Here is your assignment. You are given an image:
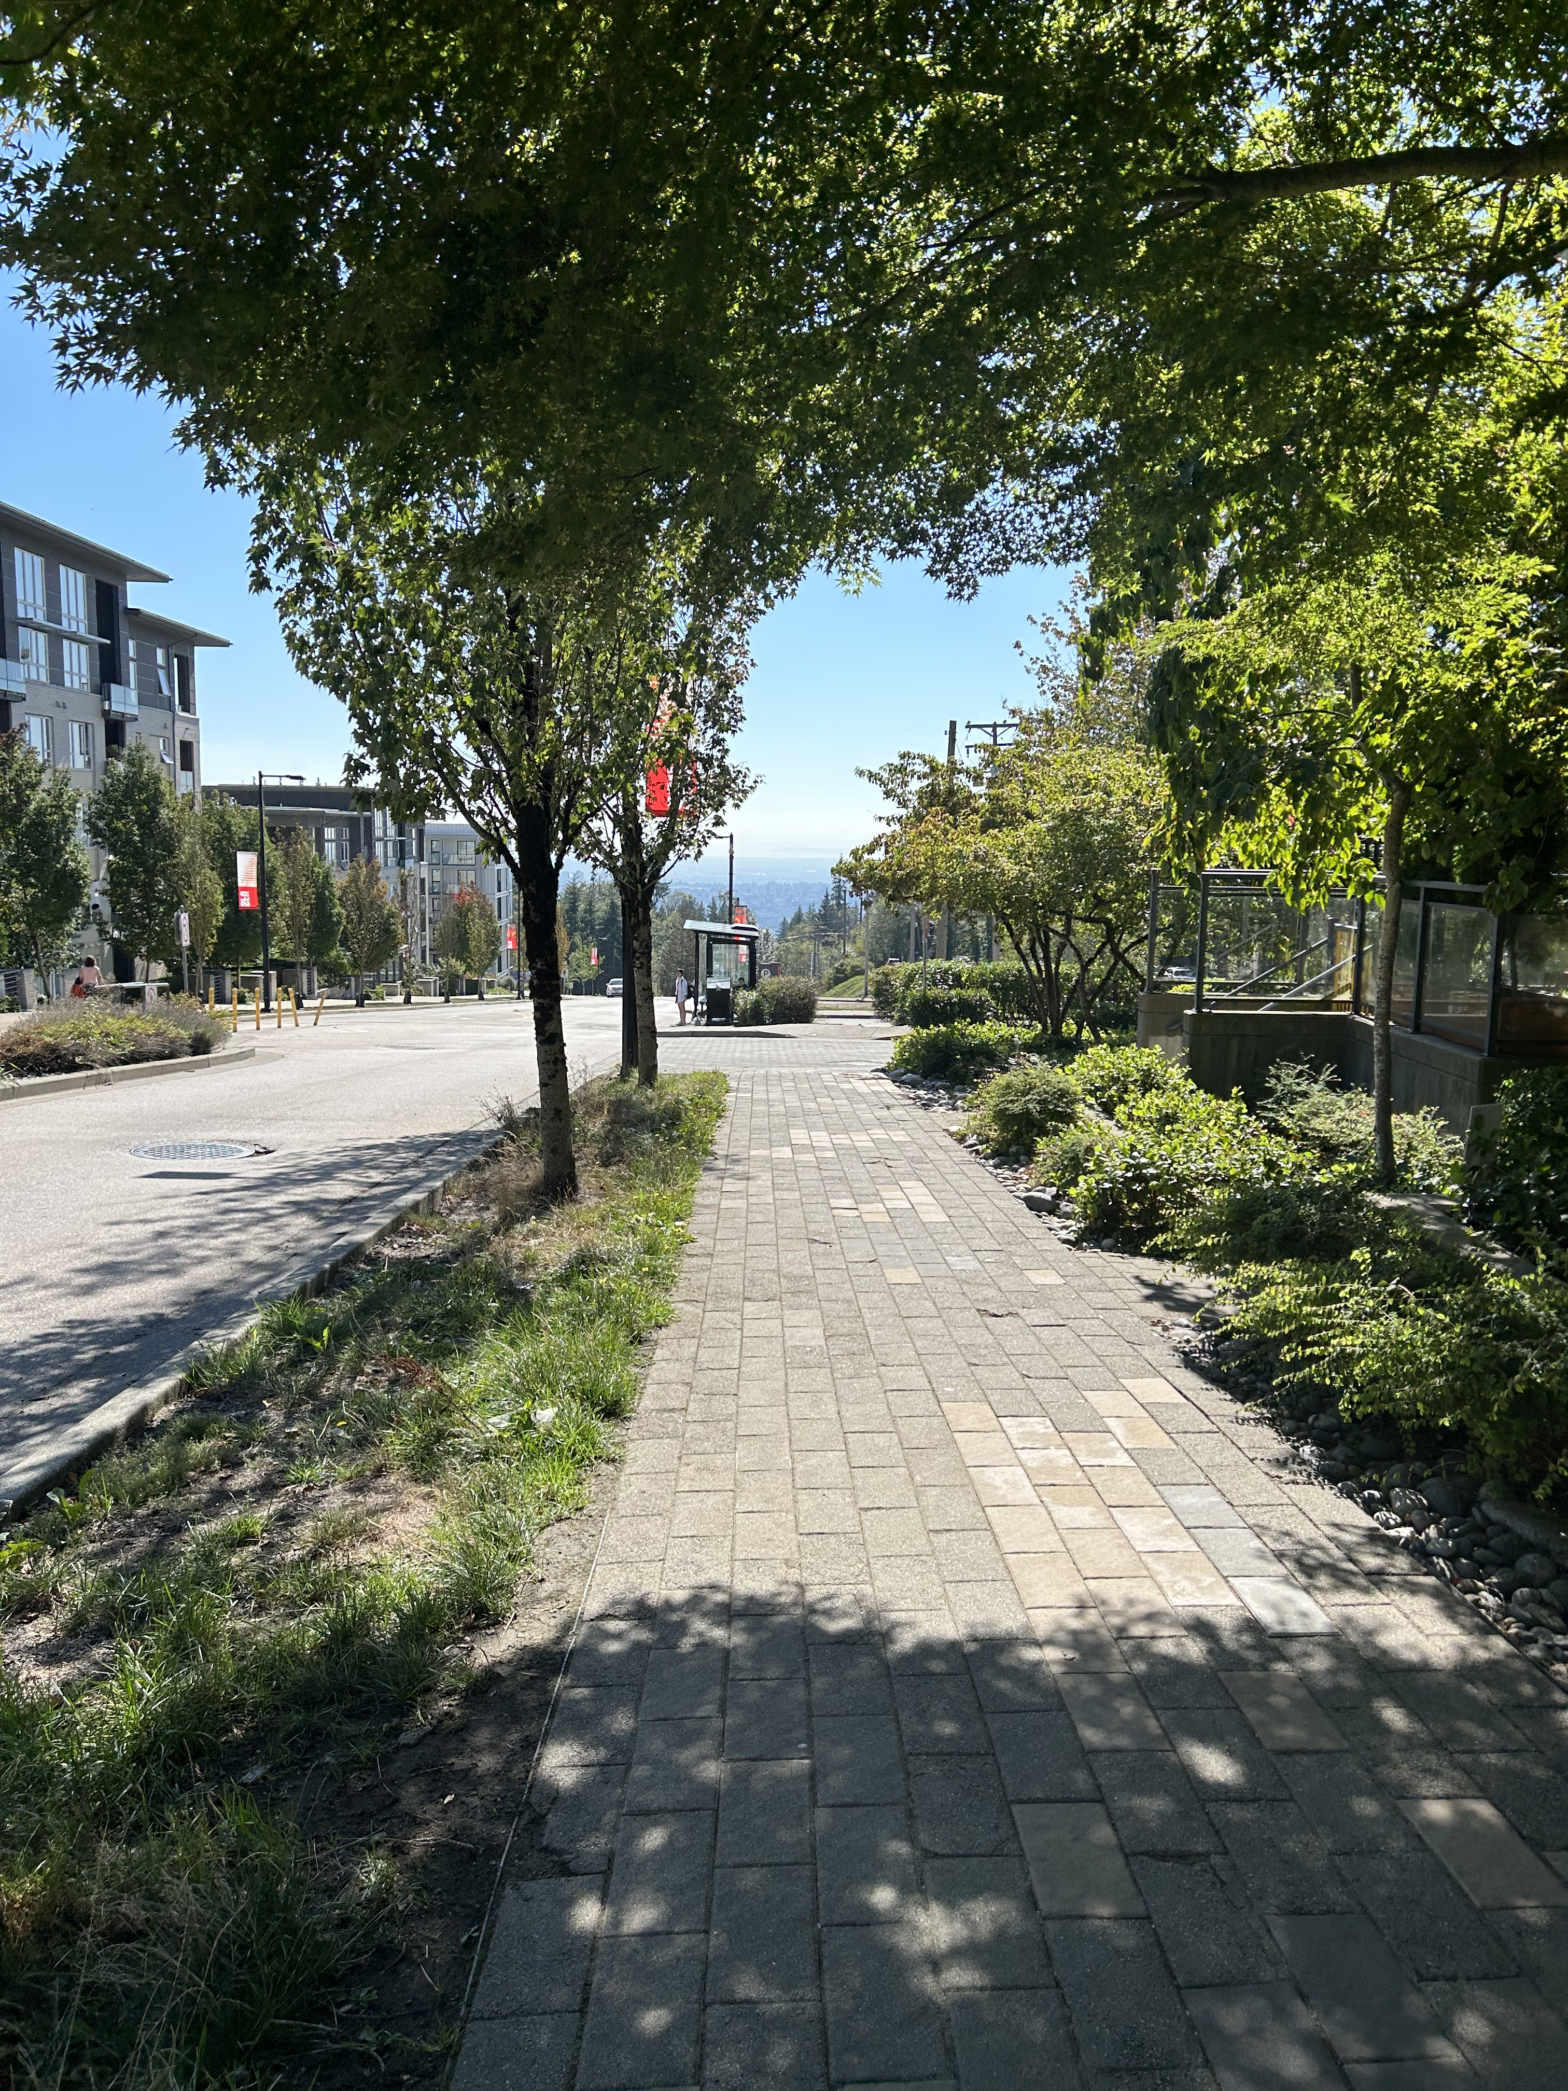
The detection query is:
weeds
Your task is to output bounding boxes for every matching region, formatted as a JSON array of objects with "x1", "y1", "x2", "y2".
[{"x1": 0, "y1": 1070, "x2": 726, "y2": 2089}]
